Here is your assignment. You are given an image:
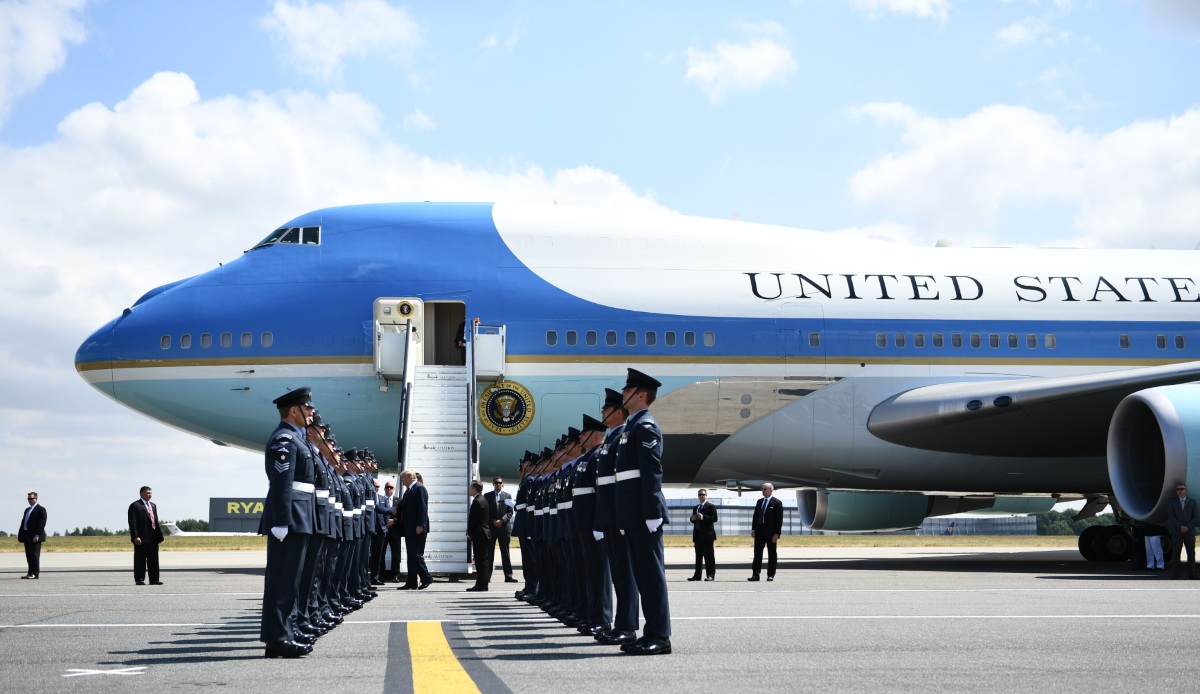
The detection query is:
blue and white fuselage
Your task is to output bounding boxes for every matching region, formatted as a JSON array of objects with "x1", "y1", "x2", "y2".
[{"x1": 75, "y1": 202, "x2": 1200, "y2": 534}]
